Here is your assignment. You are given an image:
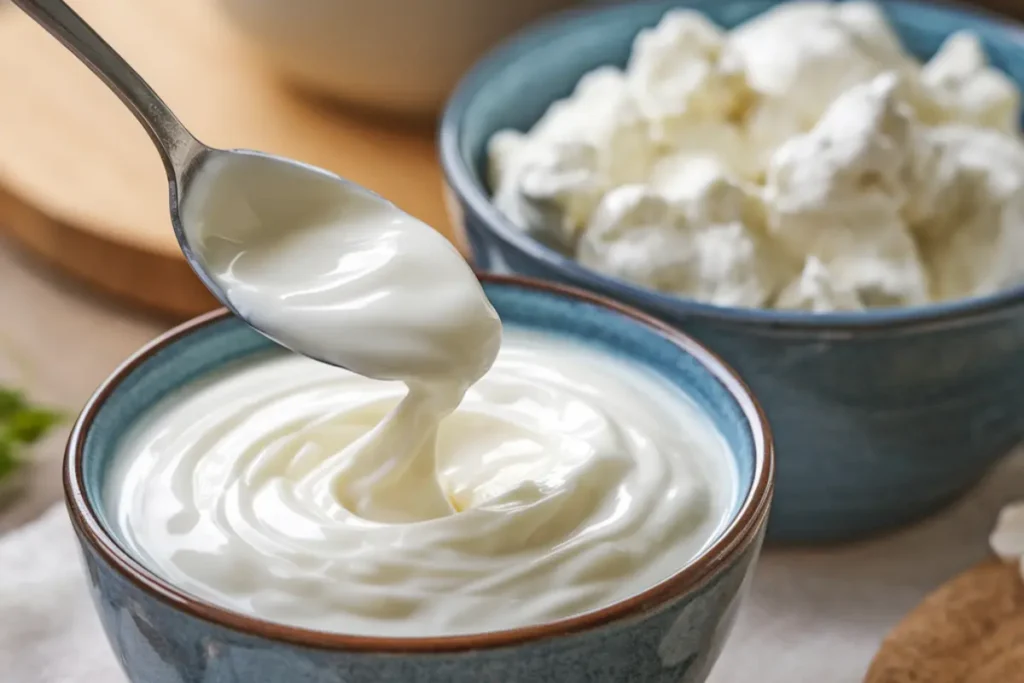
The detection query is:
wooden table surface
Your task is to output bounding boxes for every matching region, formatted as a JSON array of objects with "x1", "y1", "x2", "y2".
[
  {"x1": 0, "y1": 0, "x2": 450, "y2": 319},
  {"x1": 0, "y1": 240, "x2": 163, "y2": 531}
]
